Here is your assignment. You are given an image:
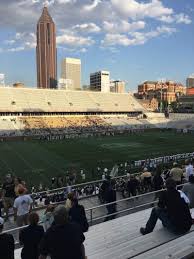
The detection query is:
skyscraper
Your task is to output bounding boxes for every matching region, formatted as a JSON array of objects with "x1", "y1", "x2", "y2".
[
  {"x1": 36, "y1": 7, "x2": 57, "y2": 89},
  {"x1": 61, "y1": 58, "x2": 81, "y2": 90}
]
